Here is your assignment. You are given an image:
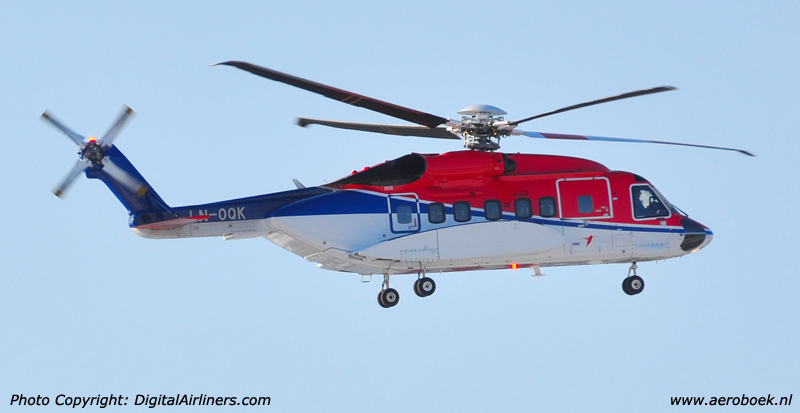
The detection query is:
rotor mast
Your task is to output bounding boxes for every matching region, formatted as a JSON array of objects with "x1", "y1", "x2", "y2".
[{"x1": 454, "y1": 104, "x2": 510, "y2": 151}]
